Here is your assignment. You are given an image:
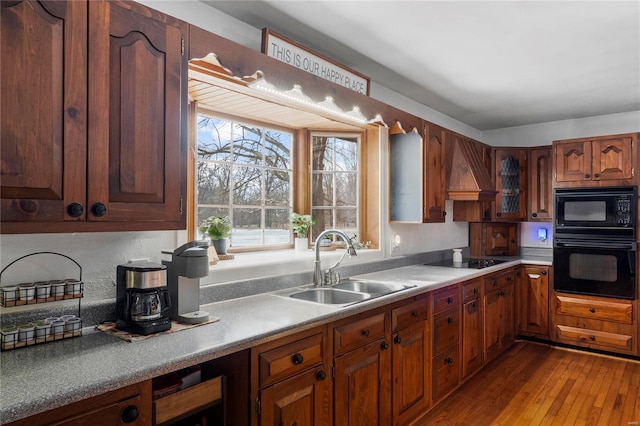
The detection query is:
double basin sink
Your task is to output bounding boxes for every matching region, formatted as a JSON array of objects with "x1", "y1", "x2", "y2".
[{"x1": 287, "y1": 279, "x2": 414, "y2": 306}]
